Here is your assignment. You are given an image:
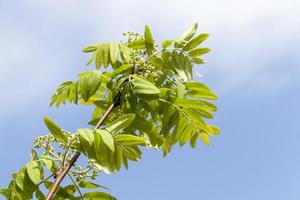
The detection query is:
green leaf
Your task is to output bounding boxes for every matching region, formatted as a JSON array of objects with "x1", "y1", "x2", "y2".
[
  {"x1": 174, "y1": 23, "x2": 198, "y2": 48},
  {"x1": 119, "y1": 44, "x2": 130, "y2": 63},
  {"x1": 175, "y1": 79, "x2": 185, "y2": 98},
  {"x1": 86, "y1": 51, "x2": 97, "y2": 66},
  {"x1": 78, "y1": 128, "x2": 94, "y2": 146},
  {"x1": 53, "y1": 184, "x2": 76, "y2": 199},
  {"x1": 150, "y1": 56, "x2": 163, "y2": 68},
  {"x1": 173, "y1": 115, "x2": 190, "y2": 141},
  {"x1": 35, "y1": 189, "x2": 45, "y2": 200},
  {"x1": 114, "y1": 134, "x2": 145, "y2": 146},
  {"x1": 210, "y1": 125, "x2": 221, "y2": 134},
  {"x1": 0, "y1": 188, "x2": 8, "y2": 197},
  {"x1": 78, "y1": 129, "x2": 95, "y2": 157},
  {"x1": 188, "y1": 47, "x2": 211, "y2": 57},
  {"x1": 112, "y1": 145, "x2": 123, "y2": 171},
  {"x1": 82, "y1": 45, "x2": 98, "y2": 53},
  {"x1": 178, "y1": 122, "x2": 196, "y2": 146},
  {"x1": 160, "y1": 98, "x2": 211, "y2": 142},
  {"x1": 25, "y1": 161, "x2": 42, "y2": 185},
  {"x1": 131, "y1": 75, "x2": 160, "y2": 95},
  {"x1": 79, "y1": 71, "x2": 102, "y2": 101},
  {"x1": 167, "y1": 51, "x2": 193, "y2": 81},
  {"x1": 129, "y1": 114, "x2": 154, "y2": 134},
  {"x1": 187, "y1": 90, "x2": 217, "y2": 100},
  {"x1": 102, "y1": 43, "x2": 110, "y2": 68},
  {"x1": 190, "y1": 132, "x2": 198, "y2": 148},
  {"x1": 122, "y1": 155, "x2": 128, "y2": 169},
  {"x1": 122, "y1": 146, "x2": 141, "y2": 161},
  {"x1": 30, "y1": 149, "x2": 38, "y2": 161},
  {"x1": 79, "y1": 180, "x2": 109, "y2": 190},
  {"x1": 161, "y1": 105, "x2": 179, "y2": 136},
  {"x1": 185, "y1": 81, "x2": 210, "y2": 90},
  {"x1": 95, "y1": 47, "x2": 103, "y2": 69},
  {"x1": 15, "y1": 167, "x2": 36, "y2": 199},
  {"x1": 185, "y1": 81, "x2": 217, "y2": 100},
  {"x1": 43, "y1": 117, "x2": 67, "y2": 144},
  {"x1": 109, "y1": 43, "x2": 120, "y2": 64},
  {"x1": 144, "y1": 25, "x2": 154, "y2": 56},
  {"x1": 192, "y1": 57, "x2": 205, "y2": 64},
  {"x1": 200, "y1": 132, "x2": 210, "y2": 145},
  {"x1": 127, "y1": 40, "x2": 145, "y2": 49},
  {"x1": 82, "y1": 43, "x2": 103, "y2": 68},
  {"x1": 106, "y1": 113, "x2": 136, "y2": 133},
  {"x1": 111, "y1": 64, "x2": 132, "y2": 77},
  {"x1": 175, "y1": 98, "x2": 216, "y2": 112},
  {"x1": 183, "y1": 33, "x2": 209, "y2": 51},
  {"x1": 15, "y1": 169, "x2": 26, "y2": 191},
  {"x1": 162, "y1": 139, "x2": 172, "y2": 156},
  {"x1": 162, "y1": 40, "x2": 173, "y2": 49},
  {"x1": 83, "y1": 191, "x2": 117, "y2": 200},
  {"x1": 40, "y1": 155, "x2": 58, "y2": 172},
  {"x1": 50, "y1": 81, "x2": 78, "y2": 107},
  {"x1": 183, "y1": 108, "x2": 208, "y2": 130},
  {"x1": 96, "y1": 129, "x2": 115, "y2": 152},
  {"x1": 205, "y1": 124, "x2": 221, "y2": 136},
  {"x1": 187, "y1": 95, "x2": 214, "y2": 110}
]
